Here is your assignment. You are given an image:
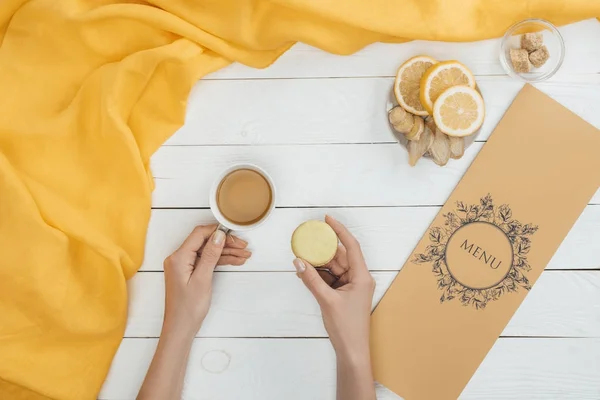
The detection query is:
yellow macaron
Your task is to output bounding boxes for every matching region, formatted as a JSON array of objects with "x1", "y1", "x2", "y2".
[{"x1": 291, "y1": 220, "x2": 338, "y2": 267}]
